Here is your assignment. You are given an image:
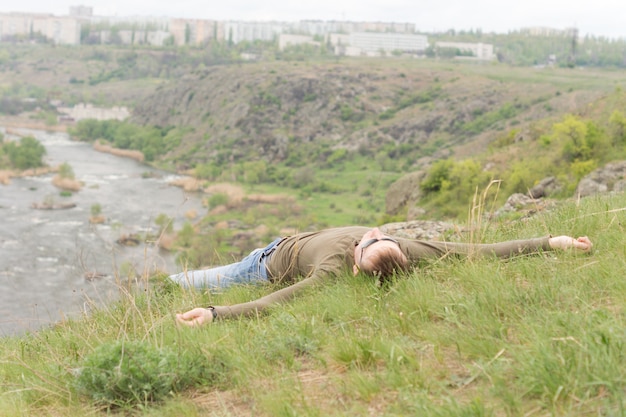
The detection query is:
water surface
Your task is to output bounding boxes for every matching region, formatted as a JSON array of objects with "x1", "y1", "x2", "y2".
[{"x1": 0, "y1": 128, "x2": 204, "y2": 336}]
